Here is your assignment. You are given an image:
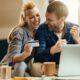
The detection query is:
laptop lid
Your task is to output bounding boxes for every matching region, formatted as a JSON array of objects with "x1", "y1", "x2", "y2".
[{"x1": 58, "y1": 44, "x2": 80, "y2": 77}]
